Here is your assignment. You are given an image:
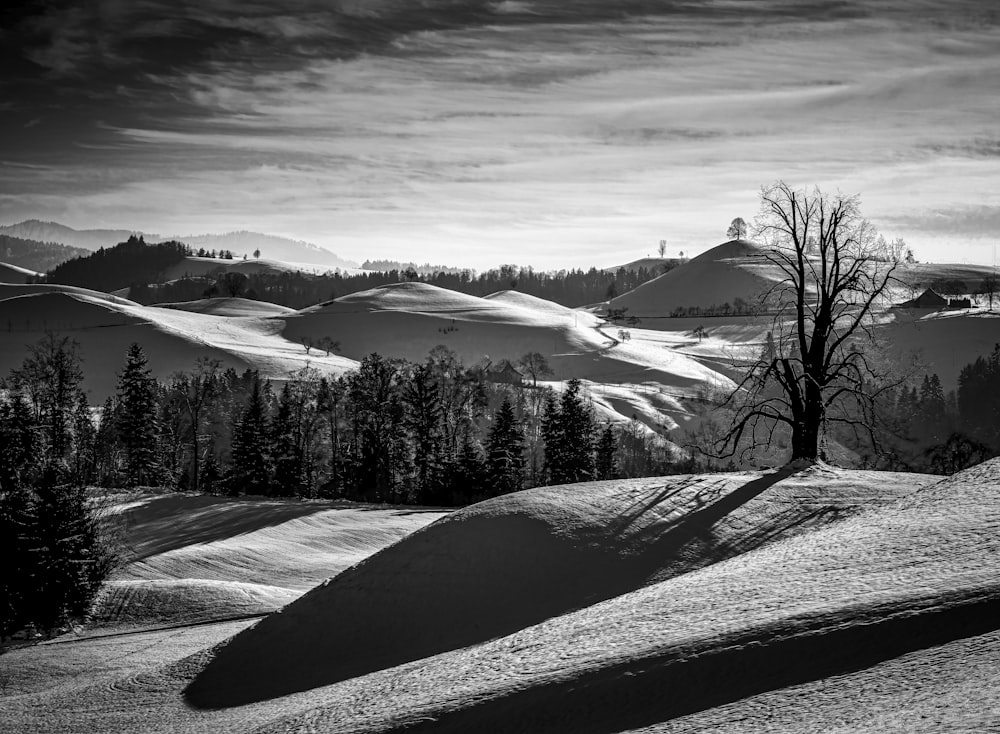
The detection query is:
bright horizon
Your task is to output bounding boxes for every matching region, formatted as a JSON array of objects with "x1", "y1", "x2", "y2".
[{"x1": 2, "y1": 1, "x2": 999, "y2": 271}]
